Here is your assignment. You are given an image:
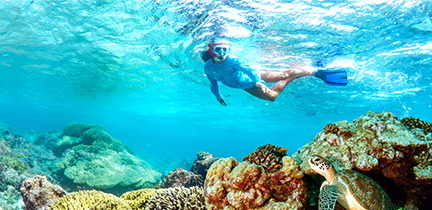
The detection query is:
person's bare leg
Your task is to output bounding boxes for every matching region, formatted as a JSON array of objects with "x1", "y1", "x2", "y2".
[
  {"x1": 245, "y1": 77, "x2": 296, "y2": 101},
  {"x1": 246, "y1": 66, "x2": 315, "y2": 101},
  {"x1": 260, "y1": 66, "x2": 315, "y2": 83}
]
